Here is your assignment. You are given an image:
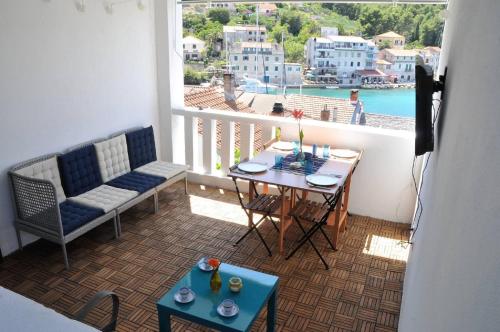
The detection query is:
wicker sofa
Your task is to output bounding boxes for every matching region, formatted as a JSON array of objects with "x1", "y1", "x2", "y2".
[{"x1": 9, "y1": 126, "x2": 187, "y2": 268}]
